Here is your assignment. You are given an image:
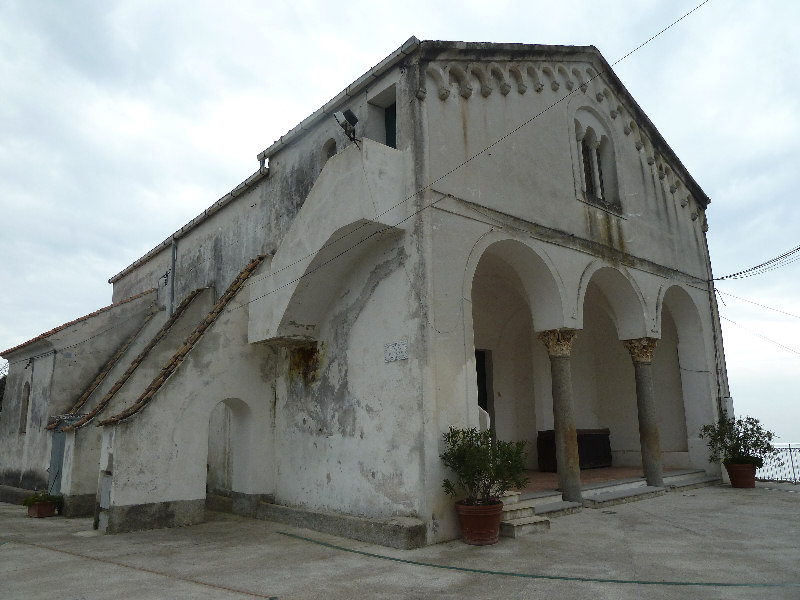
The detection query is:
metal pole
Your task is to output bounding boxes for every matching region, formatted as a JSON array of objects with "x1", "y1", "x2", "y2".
[{"x1": 169, "y1": 238, "x2": 177, "y2": 316}]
